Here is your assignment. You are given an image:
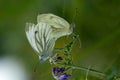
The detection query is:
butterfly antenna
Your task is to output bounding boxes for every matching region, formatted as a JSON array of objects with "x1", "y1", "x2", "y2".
[
  {"x1": 70, "y1": 8, "x2": 78, "y2": 28},
  {"x1": 34, "y1": 60, "x2": 40, "y2": 72},
  {"x1": 64, "y1": 8, "x2": 78, "y2": 46},
  {"x1": 62, "y1": 0, "x2": 66, "y2": 18},
  {"x1": 72, "y1": 8, "x2": 77, "y2": 23},
  {"x1": 71, "y1": 8, "x2": 82, "y2": 48}
]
